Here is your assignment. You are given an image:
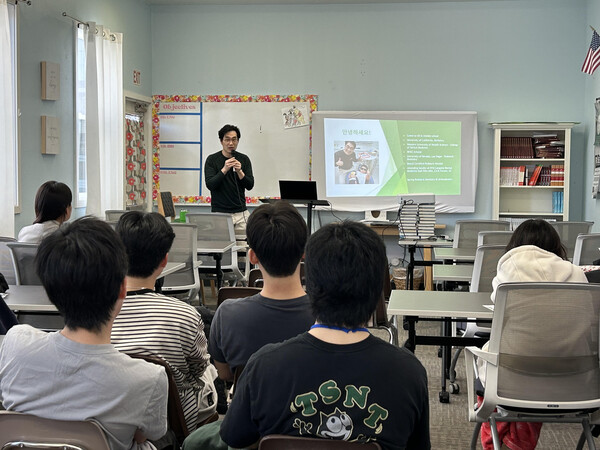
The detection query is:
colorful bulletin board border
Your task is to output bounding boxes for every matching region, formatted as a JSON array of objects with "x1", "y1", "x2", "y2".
[{"x1": 152, "y1": 94, "x2": 318, "y2": 205}]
